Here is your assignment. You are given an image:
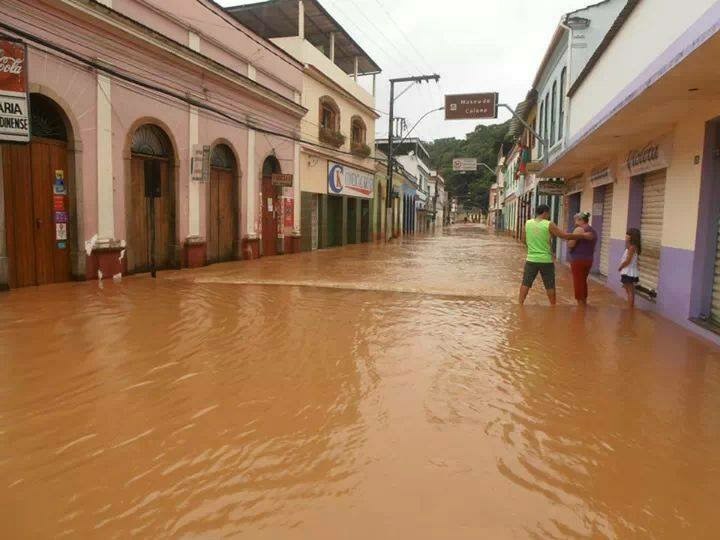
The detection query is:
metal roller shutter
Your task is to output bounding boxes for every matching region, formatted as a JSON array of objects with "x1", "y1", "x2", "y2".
[
  {"x1": 639, "y1": 170, "x2": 666, "y2": 294},
  {"x1": 711, "y1": 219, "x2": 720, "y2": 324},
  {"x1": 599, "y1": 185, "x2": 613, "y2": 276}
]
